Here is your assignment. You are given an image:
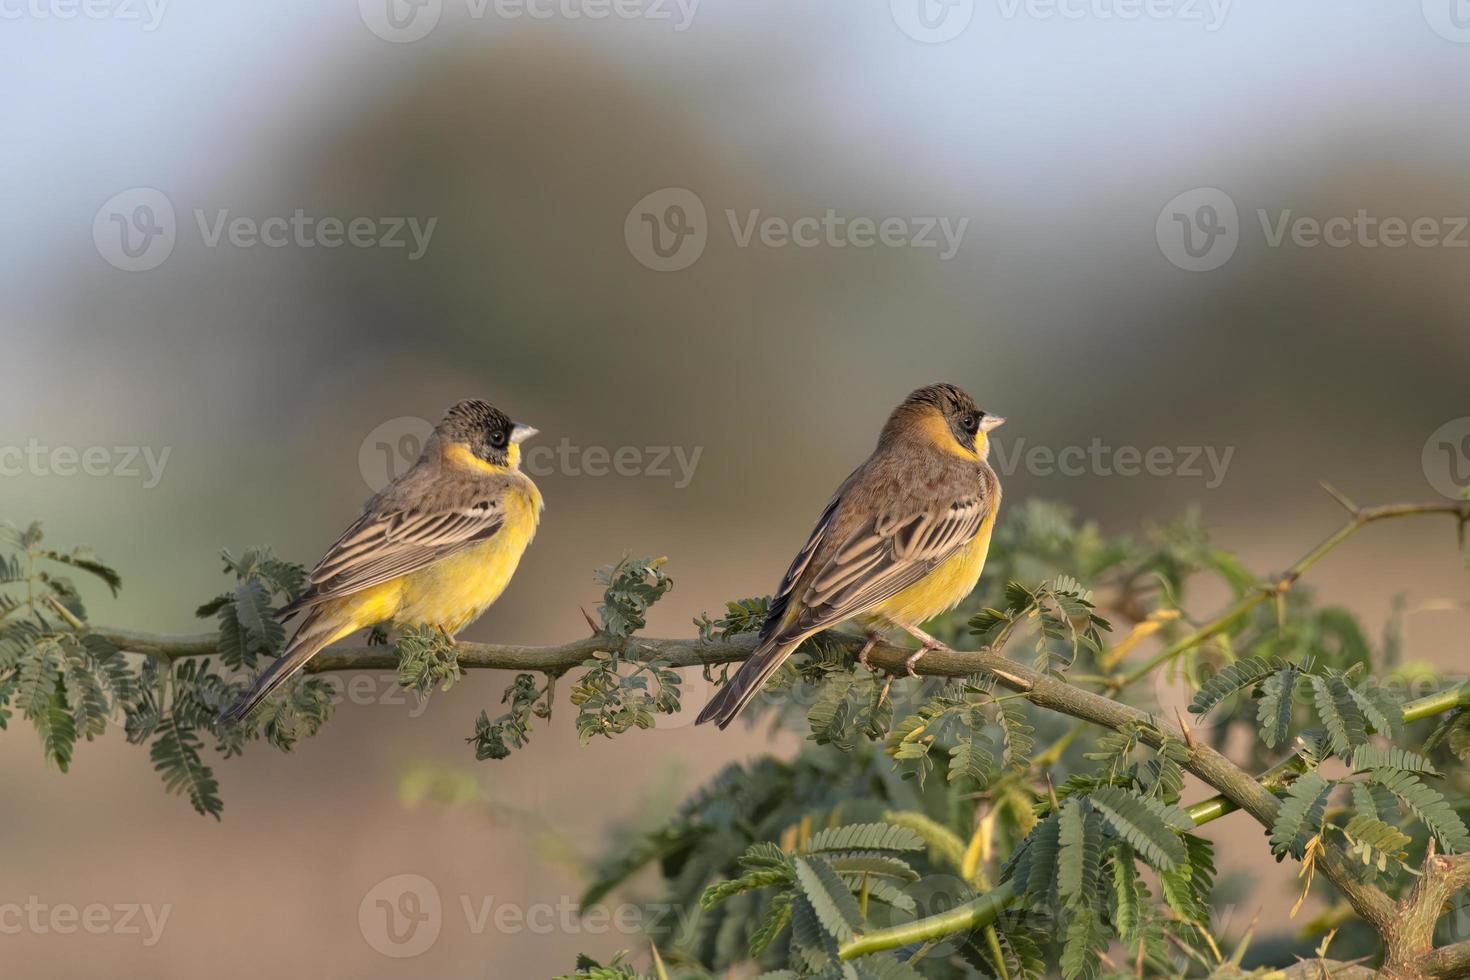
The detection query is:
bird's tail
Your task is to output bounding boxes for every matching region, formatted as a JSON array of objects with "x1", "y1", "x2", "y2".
[
  {"x1": 219, "y1": 612, "x2": 348, "y2": 724},
  {"x1": 696, "y1": 634, "x2": 803, "y2": 729}
]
